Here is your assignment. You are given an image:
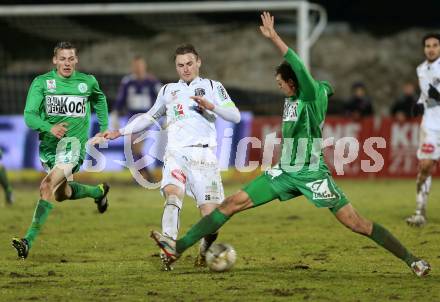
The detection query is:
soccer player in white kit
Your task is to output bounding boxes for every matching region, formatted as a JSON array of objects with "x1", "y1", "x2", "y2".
[
  {"x1": 104, "y1": 44, "x2": 241, "y2": 268},
  {"x1": 406, "y1": 33, "x2": 440, "y2": 227}
]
